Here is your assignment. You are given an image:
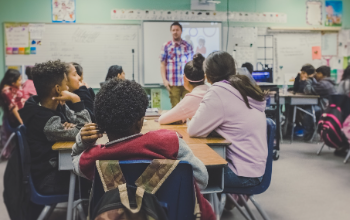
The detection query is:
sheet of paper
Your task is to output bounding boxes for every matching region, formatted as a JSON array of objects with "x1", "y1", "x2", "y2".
[
  {"x1": 28, "y1": 24, "x2": 45, "y2": 40},
  {"x1": 306, "y1": 1, "x2": 322, "y2": 25},
  {"x1": 312, "y1": 46, "x2": 322, "y2": 59},
  {"x1": 322, "y1": 33, "x2": 338, "y2": 56},
  {"x1": 5, "y1": 26, "x2": 29, "y2": 48},
  {"x1": 234, "y1": 46, "x2": 256, "y2": 68}
]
